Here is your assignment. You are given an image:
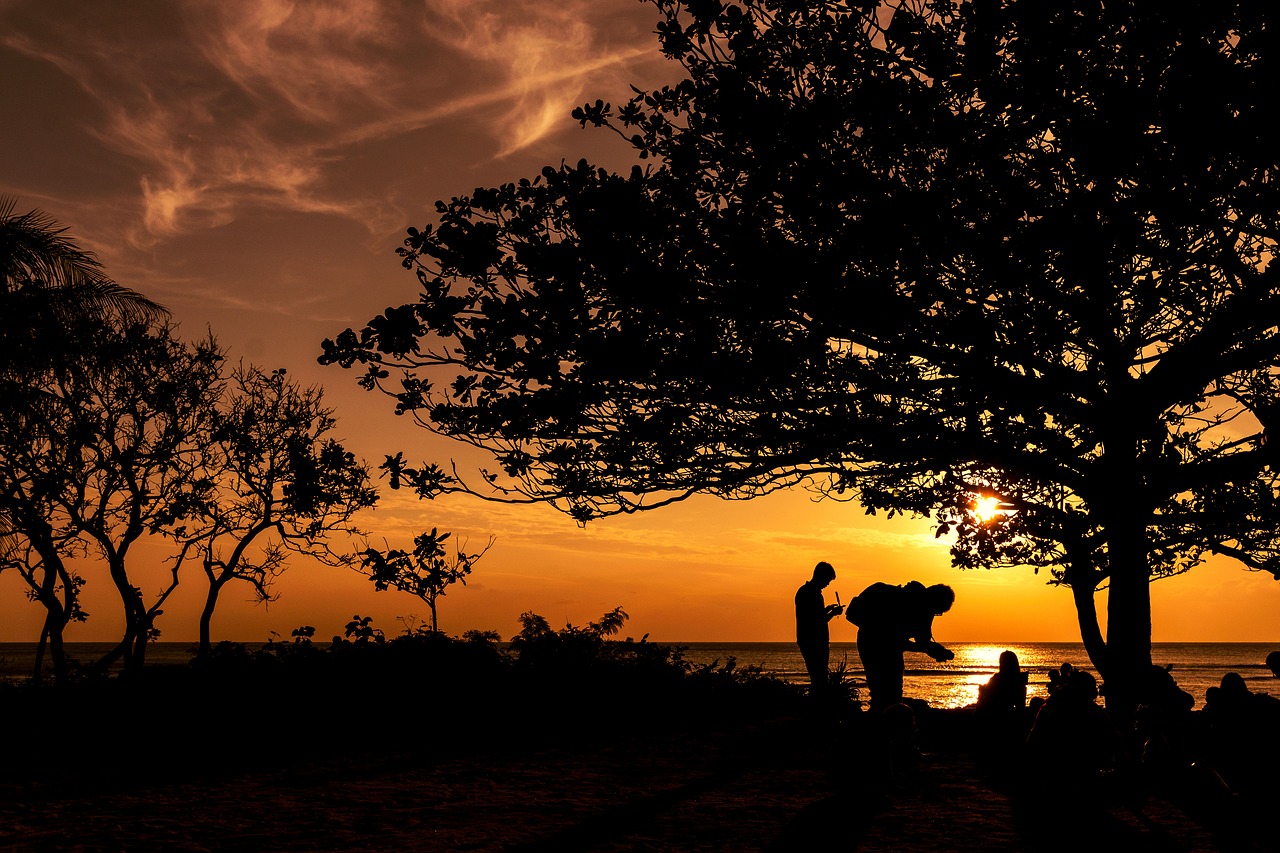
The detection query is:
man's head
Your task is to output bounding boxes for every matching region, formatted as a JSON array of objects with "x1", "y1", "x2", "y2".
[
  {"x1": 812, "y1": 561, "x2": 836, "y2": 586},
  {"x1": 926, "y1": 584, "x2": 955, "y2": 614}
]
